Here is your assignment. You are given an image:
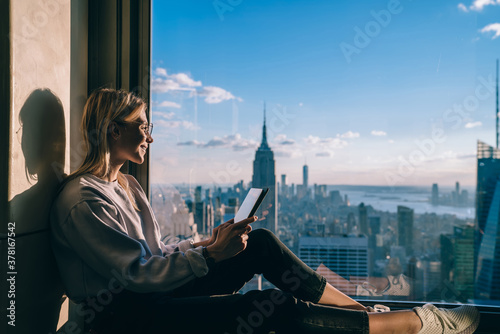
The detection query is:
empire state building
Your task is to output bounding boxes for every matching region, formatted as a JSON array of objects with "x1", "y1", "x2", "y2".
[{"x1": 252, "y1": 108, "x2": 278, "y2": 233}]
